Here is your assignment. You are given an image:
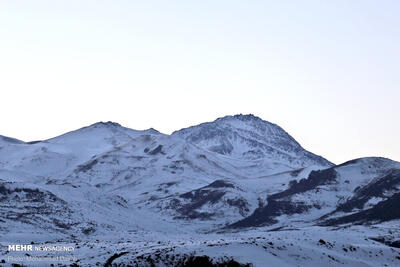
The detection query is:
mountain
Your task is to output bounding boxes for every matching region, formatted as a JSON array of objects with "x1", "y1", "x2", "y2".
[
  {"x1": 173, "y1": 114, "x2": 332, "y2": 168},
  {"x1": 229, "y1": 157, "x2": 400, "y2": 229},
  {"x1": 1, "y1": 115, "x2": 400, "y2": 266},
  {"x1": 0, "y1": 121, "x2": 158, "y2": 179}
]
